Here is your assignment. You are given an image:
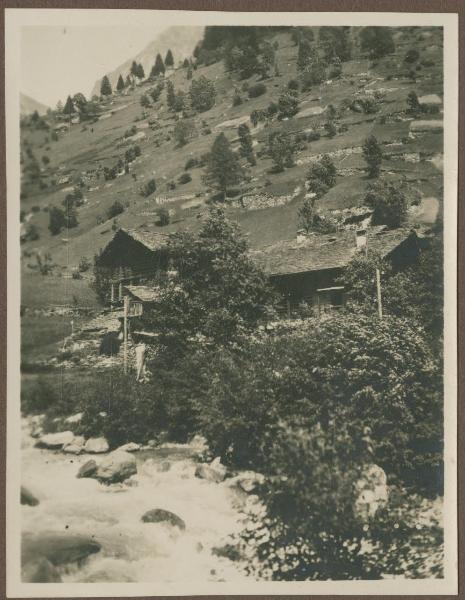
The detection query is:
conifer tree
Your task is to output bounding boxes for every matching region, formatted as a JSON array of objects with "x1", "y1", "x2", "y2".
[
  {"x1": 63, "y1": 95, "x2": 75, "y2": 115},
  {"x1": 205, "y1": 133, "x2": 243, "y2": 194},
  {"x1": 363, "y1": 135, "x2": 383, "y2": 178},
  {"x1": 151, "y1": 53, "x2": 165, "y2": 78},
  {"x1": 166, "y1": 80, "x2": 176, "y2": 111},
  {"x1": 238, "y1": 123, "x2": 256, "y2": 166},
  {"x1": 125, "y1": 74, "x2": 132, "y2": 88},
  {"x1": 116, "y1": 74, "x2": 125, "y2": 91},
  {"x1": 136, "y1": 63, "x2": 145, "y2": 80},
  {"x1": 183, "y1": 58, "x2": 190, "y2": 68},
  {"x1": 165, "y1": 49, "x2": 174, "y2": 67},
  {"x1": 100, "y1": 75, "x2": 112, "y2": 96},
  {"x1": 130, "y1": 61, "x2": 139, "y2": 77}
]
